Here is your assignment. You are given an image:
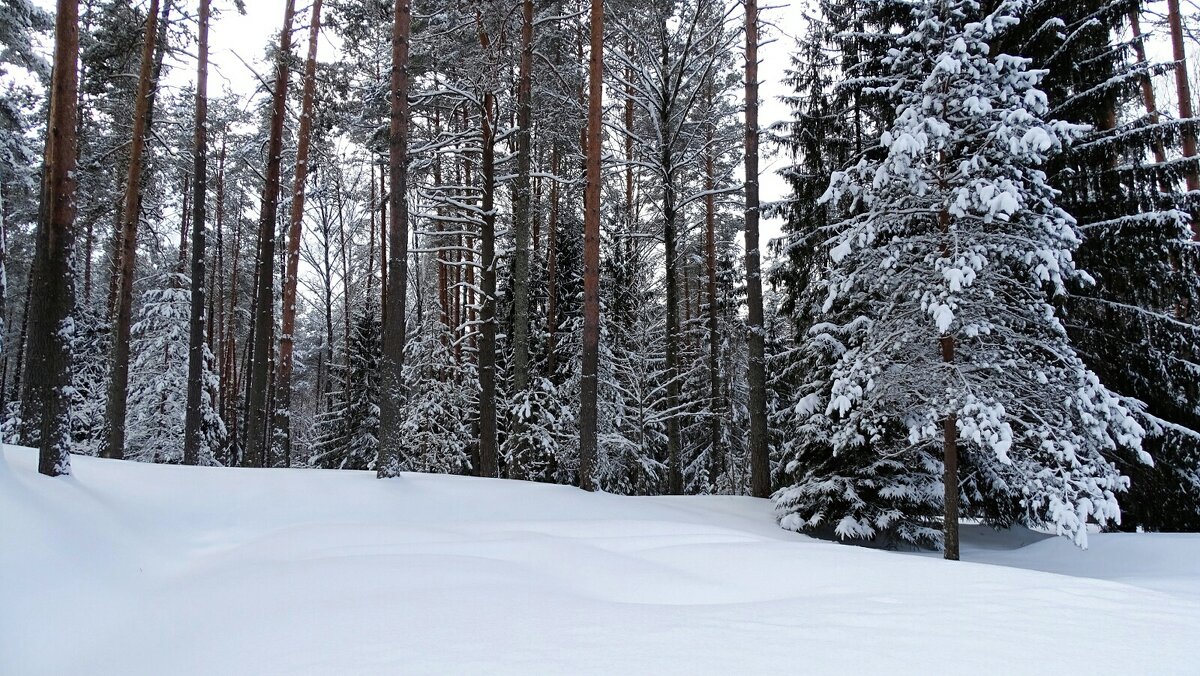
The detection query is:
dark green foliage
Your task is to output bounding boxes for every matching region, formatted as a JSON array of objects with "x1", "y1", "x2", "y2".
[{"x1": 311, "y1": 303, "x2": 381, "y2": 470}]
